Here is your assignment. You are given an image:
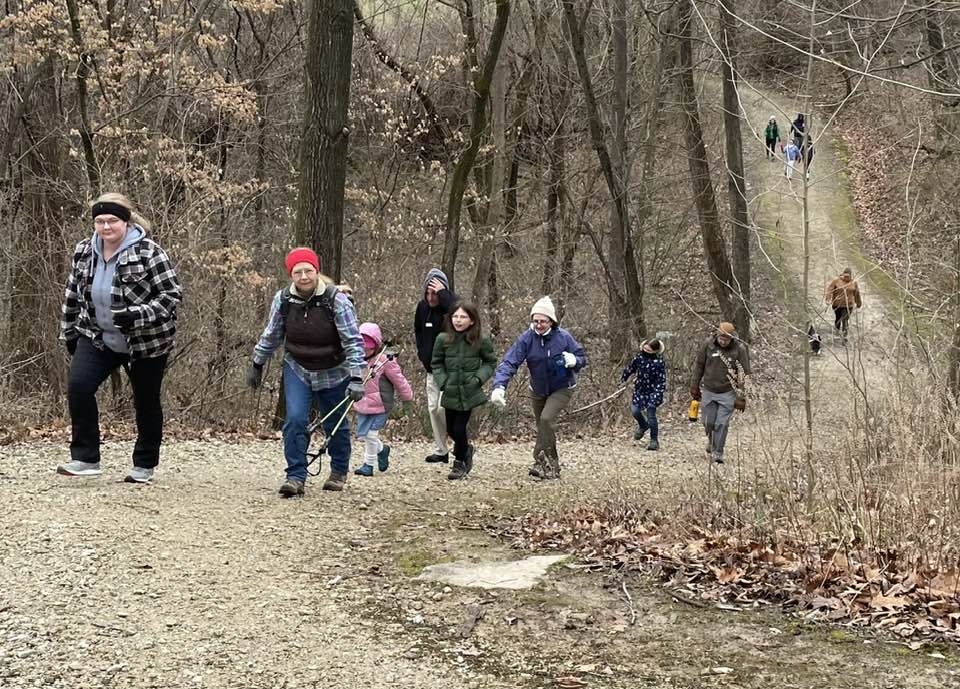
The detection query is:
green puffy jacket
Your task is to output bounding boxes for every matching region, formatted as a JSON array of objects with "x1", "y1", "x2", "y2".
[{"x1": 431, "y1": 332, "x2": 497, "y2": 411}]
